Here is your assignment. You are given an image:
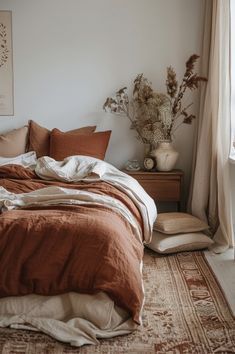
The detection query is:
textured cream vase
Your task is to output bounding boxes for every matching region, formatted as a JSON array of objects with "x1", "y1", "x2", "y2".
[{"x1": 152, "y1": 141, "x2": 179, "y2": 171}]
